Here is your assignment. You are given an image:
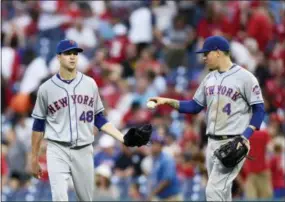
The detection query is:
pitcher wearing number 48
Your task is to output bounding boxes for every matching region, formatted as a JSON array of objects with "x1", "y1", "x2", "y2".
[
  {"x1": 30, "y1": 39, "x2": 152, "y2": 201},
  {"x1": 148, "y1": 36, "x2": 265, "y2": 201}
]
